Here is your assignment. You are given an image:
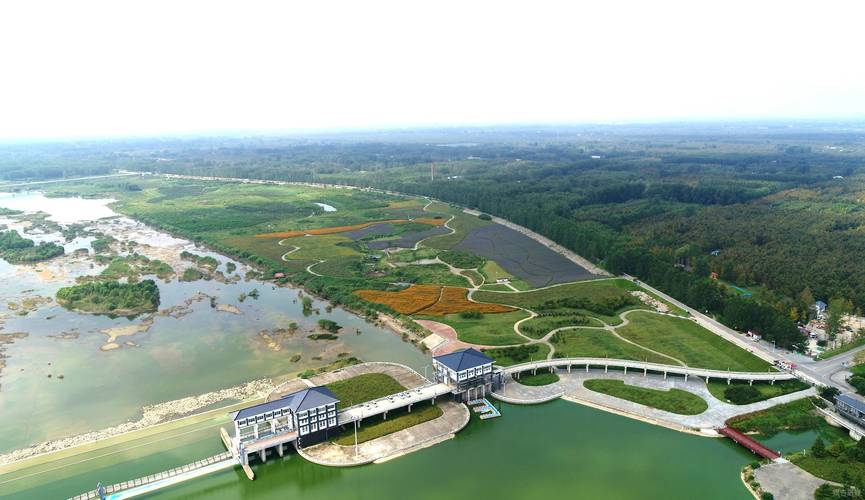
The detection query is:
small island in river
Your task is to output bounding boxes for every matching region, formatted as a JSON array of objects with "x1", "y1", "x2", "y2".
[{"x1": 55, "y1": 279, "x2": 160, "y2": 316}]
